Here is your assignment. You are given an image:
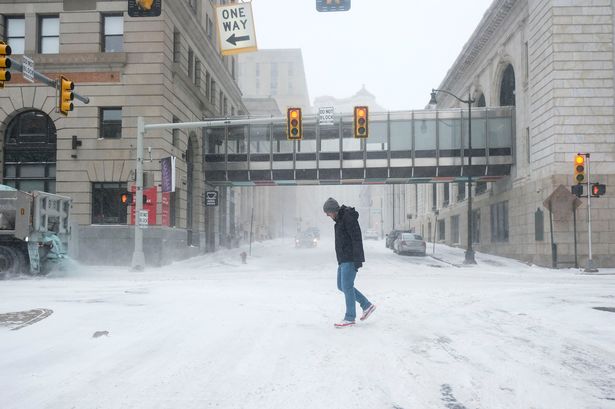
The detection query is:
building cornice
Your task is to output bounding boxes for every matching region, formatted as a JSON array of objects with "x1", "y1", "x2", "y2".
[{"x1": 437, "y1": 0, "x2": 517, "y2": 92}]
